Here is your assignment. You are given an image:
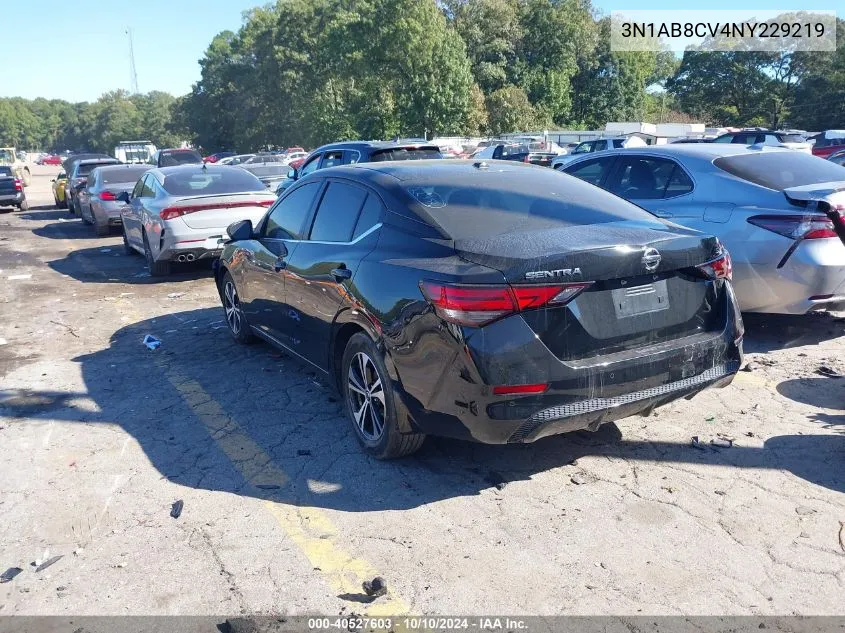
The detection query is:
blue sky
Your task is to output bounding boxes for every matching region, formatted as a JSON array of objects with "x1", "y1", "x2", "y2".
[{"x1": 0, "y1": 0, "x2": 827, "y2": 103}]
